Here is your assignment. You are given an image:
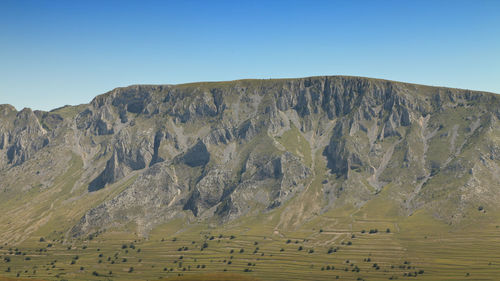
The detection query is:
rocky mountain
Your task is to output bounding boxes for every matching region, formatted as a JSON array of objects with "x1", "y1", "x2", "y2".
[{"x1": 1, "y1": 76, "x2": 499, "y2": 243}]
